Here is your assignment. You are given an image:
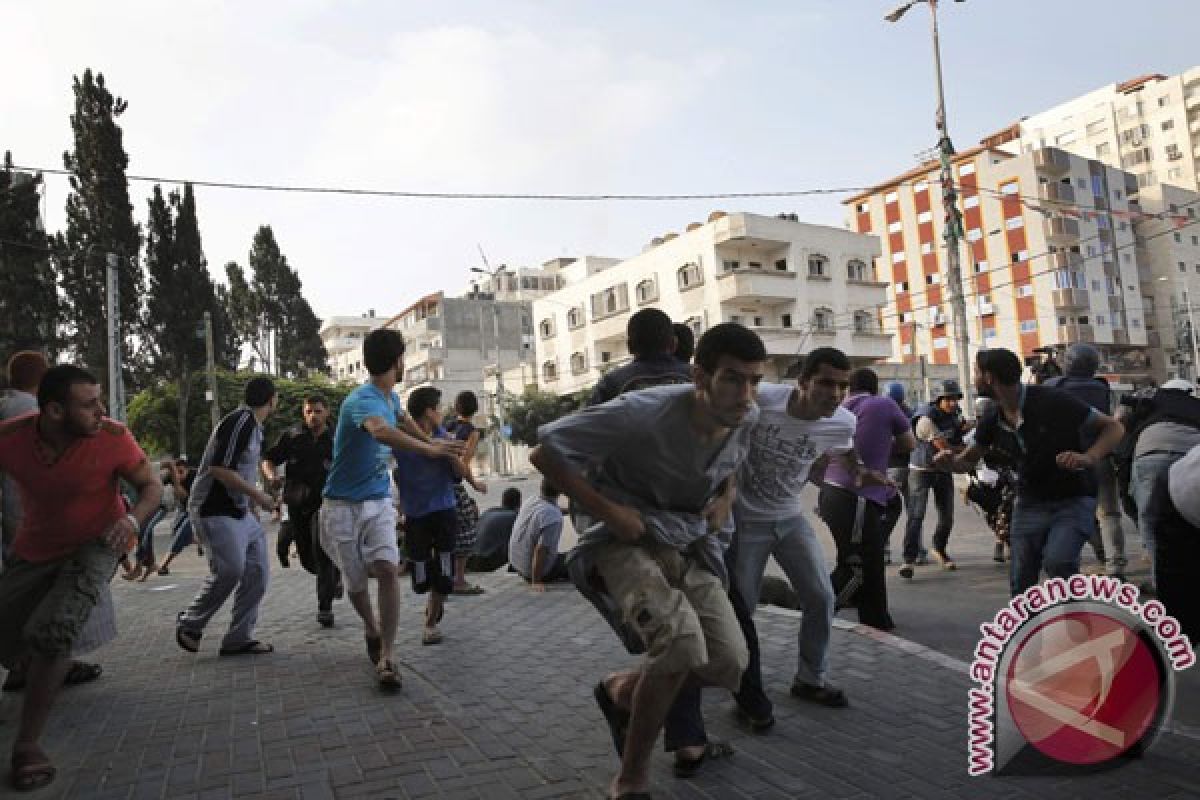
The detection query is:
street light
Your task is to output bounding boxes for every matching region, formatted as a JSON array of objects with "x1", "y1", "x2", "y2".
[
  {"x1": 887, "y1": 0, "x2": 973, "y2": 411},
  {"x1": 471, "y1": 264, "x2": 511, "y2": 476}
]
